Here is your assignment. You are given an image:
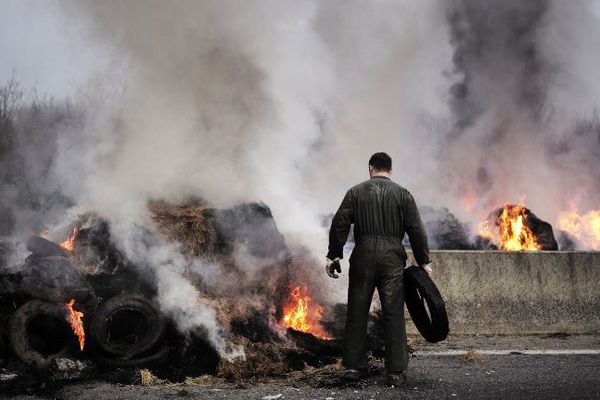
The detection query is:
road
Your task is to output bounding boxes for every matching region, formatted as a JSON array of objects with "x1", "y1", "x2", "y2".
[{"x1": 2, "y1": 335, "x2": 600, "y2": 399}]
